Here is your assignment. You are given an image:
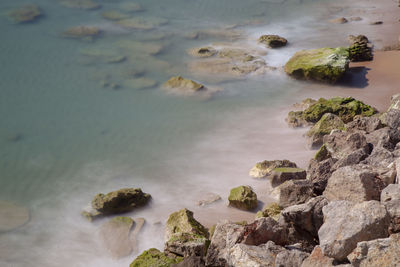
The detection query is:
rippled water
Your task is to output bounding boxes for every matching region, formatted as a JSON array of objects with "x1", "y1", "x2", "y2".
[{"x1": 0, "y1": 0, "x2": 393, "y2": 265}]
